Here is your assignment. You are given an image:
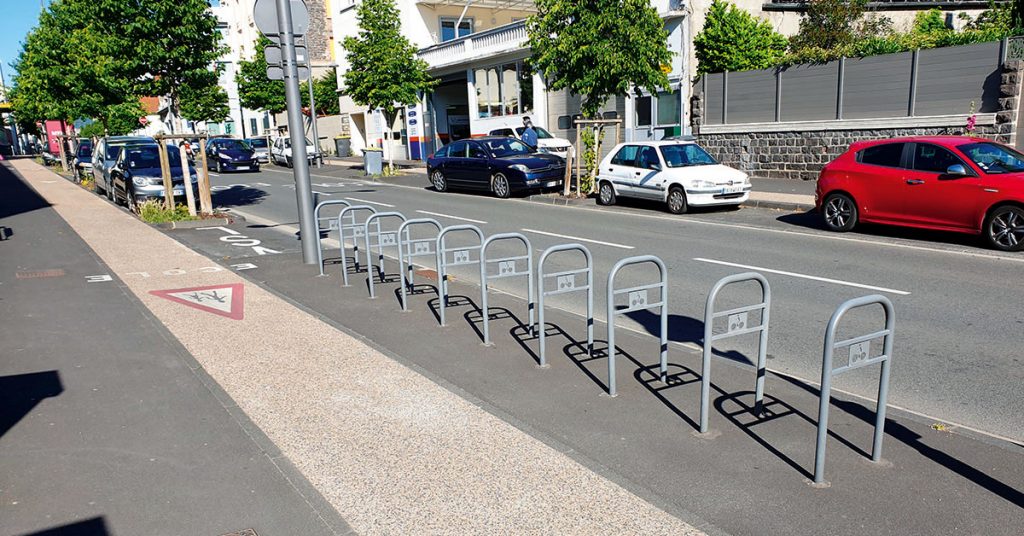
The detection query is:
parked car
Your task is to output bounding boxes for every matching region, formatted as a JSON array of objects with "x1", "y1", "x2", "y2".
[
  {"x1": 426, "y1": 137, "x2": 565, "y2": 198},
  {"x1": 73, "y1": 141, "x2": 93, "y2": 178},
  {"x1": 110, "y1": 143, "x2": 198, "y2": 212},
  {"x1": 206, "y1": 138, "x2": 259, "y2": 173},
  {"x1": 816, "y1": 136, "x2": 1024, "y2": 252},
  {"x1": 91, "y1": 135, "x2": 156, "y2": 201},
  {"x1": 595, "y1": 140, "x2": 750, "y2": 214},
  {"x1": 270, "y1": 136, "x2": 318, "y2": 167},
  {"x1": 245, "y1": 137, "x2": 270, "y2": 163},
  {"x1": 488, "y1": 125, "x2": 573, "y2": 159}
]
